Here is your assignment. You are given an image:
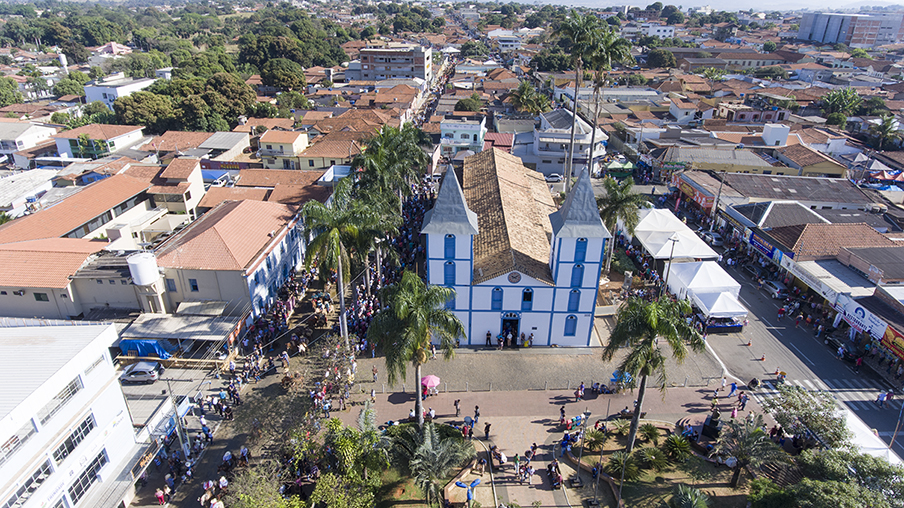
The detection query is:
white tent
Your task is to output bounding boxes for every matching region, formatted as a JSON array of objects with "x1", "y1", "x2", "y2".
[
  {"x1": 692, "y1": 292, "x2": 748, "y2": 318},
  {"x1": 664, "y1": 261, "x2": 741, "y2": 300},
  {"x1": 636, "y1": 230, "x2": 718, "y2": 261},
  {"x1": 632, "y1": 208, "x2": 686, "y2": 236}
]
